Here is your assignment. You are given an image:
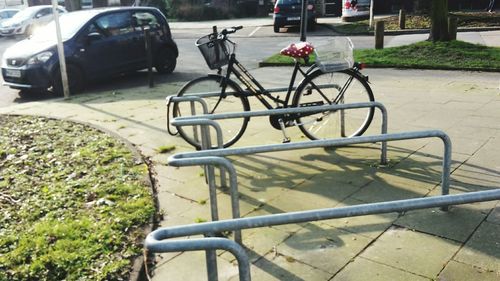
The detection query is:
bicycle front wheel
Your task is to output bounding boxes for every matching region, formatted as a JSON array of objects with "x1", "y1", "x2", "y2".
[
  {"x1": 292, "y1": 69, "x2": 375, "y2": 140},
  {"x1": 173, "y1": 75, "x2": 250, "y2": 149}
]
